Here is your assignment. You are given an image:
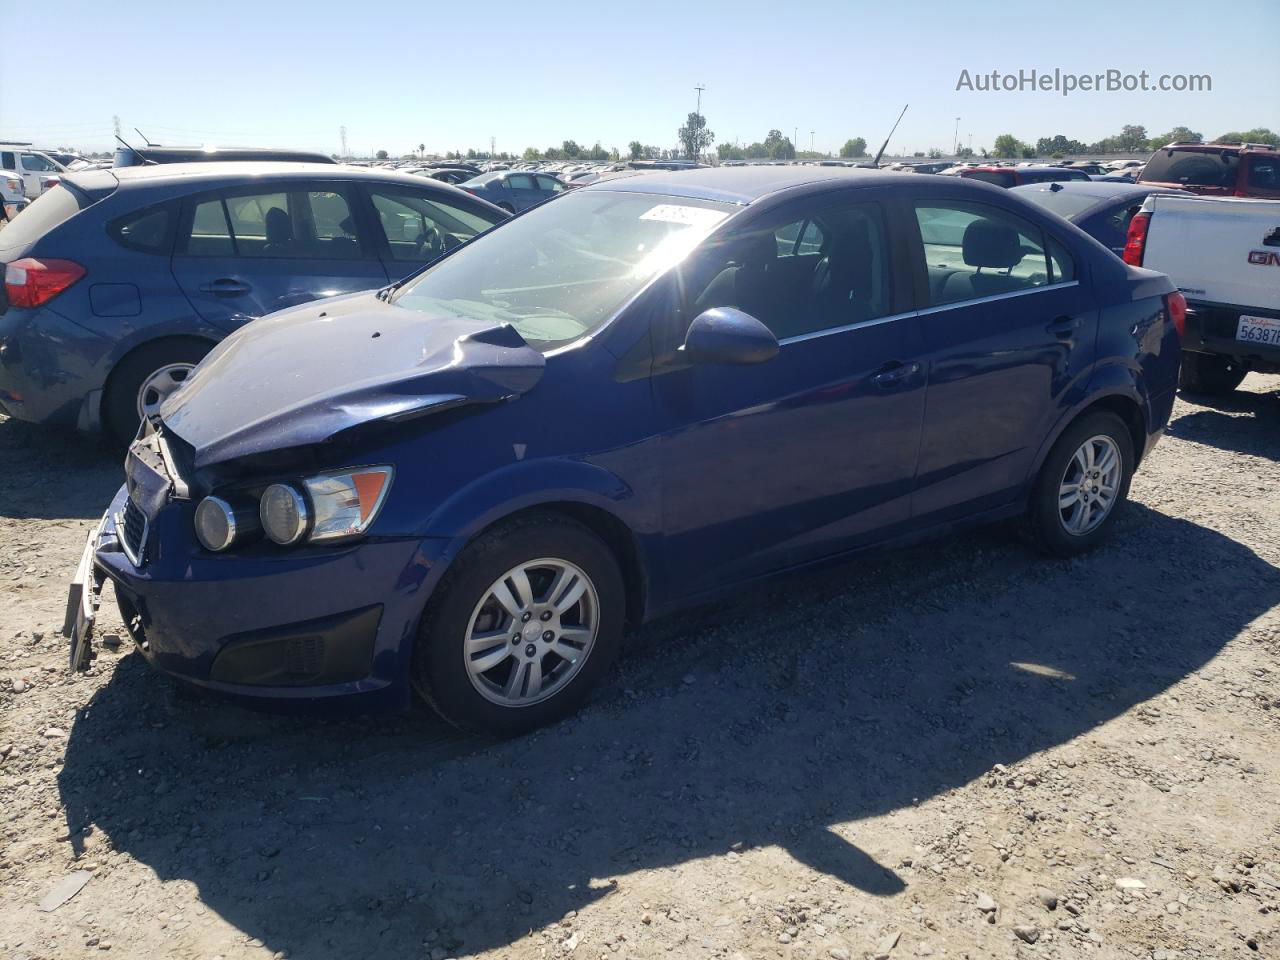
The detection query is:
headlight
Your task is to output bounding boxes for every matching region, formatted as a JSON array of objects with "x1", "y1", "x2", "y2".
[
  {"x1": 302, "y1": 466, "x2": 394, "y2": 542},
  {"x1": 260, "y1": 484, "x2": 309, "y2": 545},
  {"x1": 194, "y1": 496, "x2": 260, "y2": 551}
]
